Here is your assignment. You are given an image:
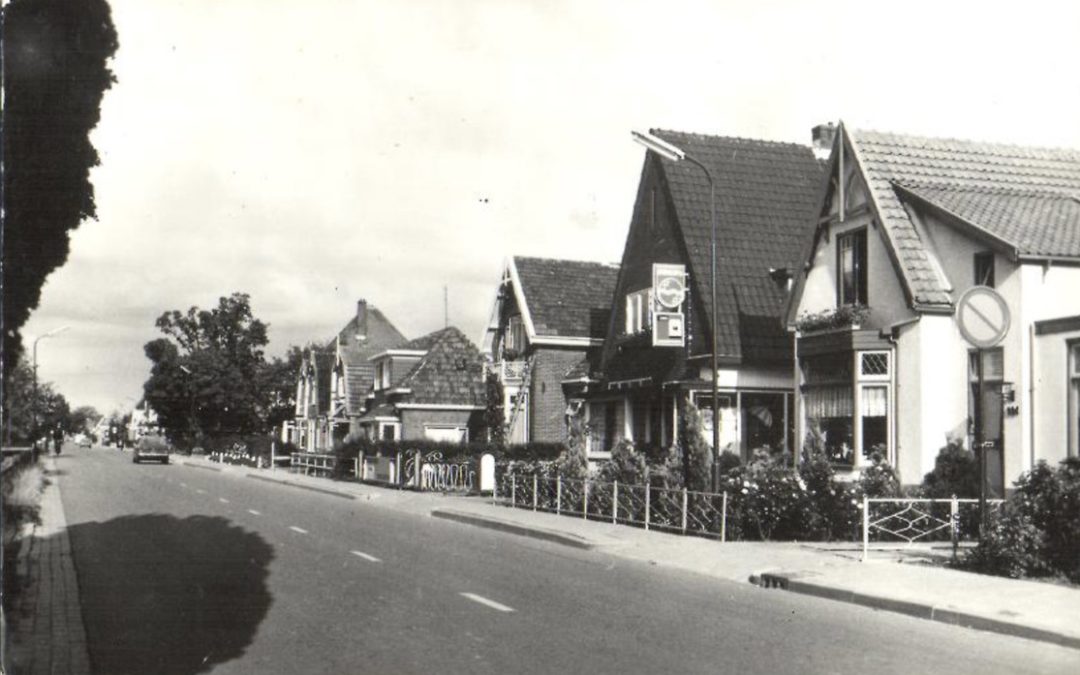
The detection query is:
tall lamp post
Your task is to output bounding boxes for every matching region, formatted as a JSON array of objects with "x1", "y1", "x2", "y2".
[
  {"x1": 179, "y1": 365, "x2": 198, "y2": 447},
  {"x1": 32, "y1": 325, "x2": 71, "y2": 448},
  {"x1": 632, "y1": 130, "x2": 720, "y2": 492}
]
